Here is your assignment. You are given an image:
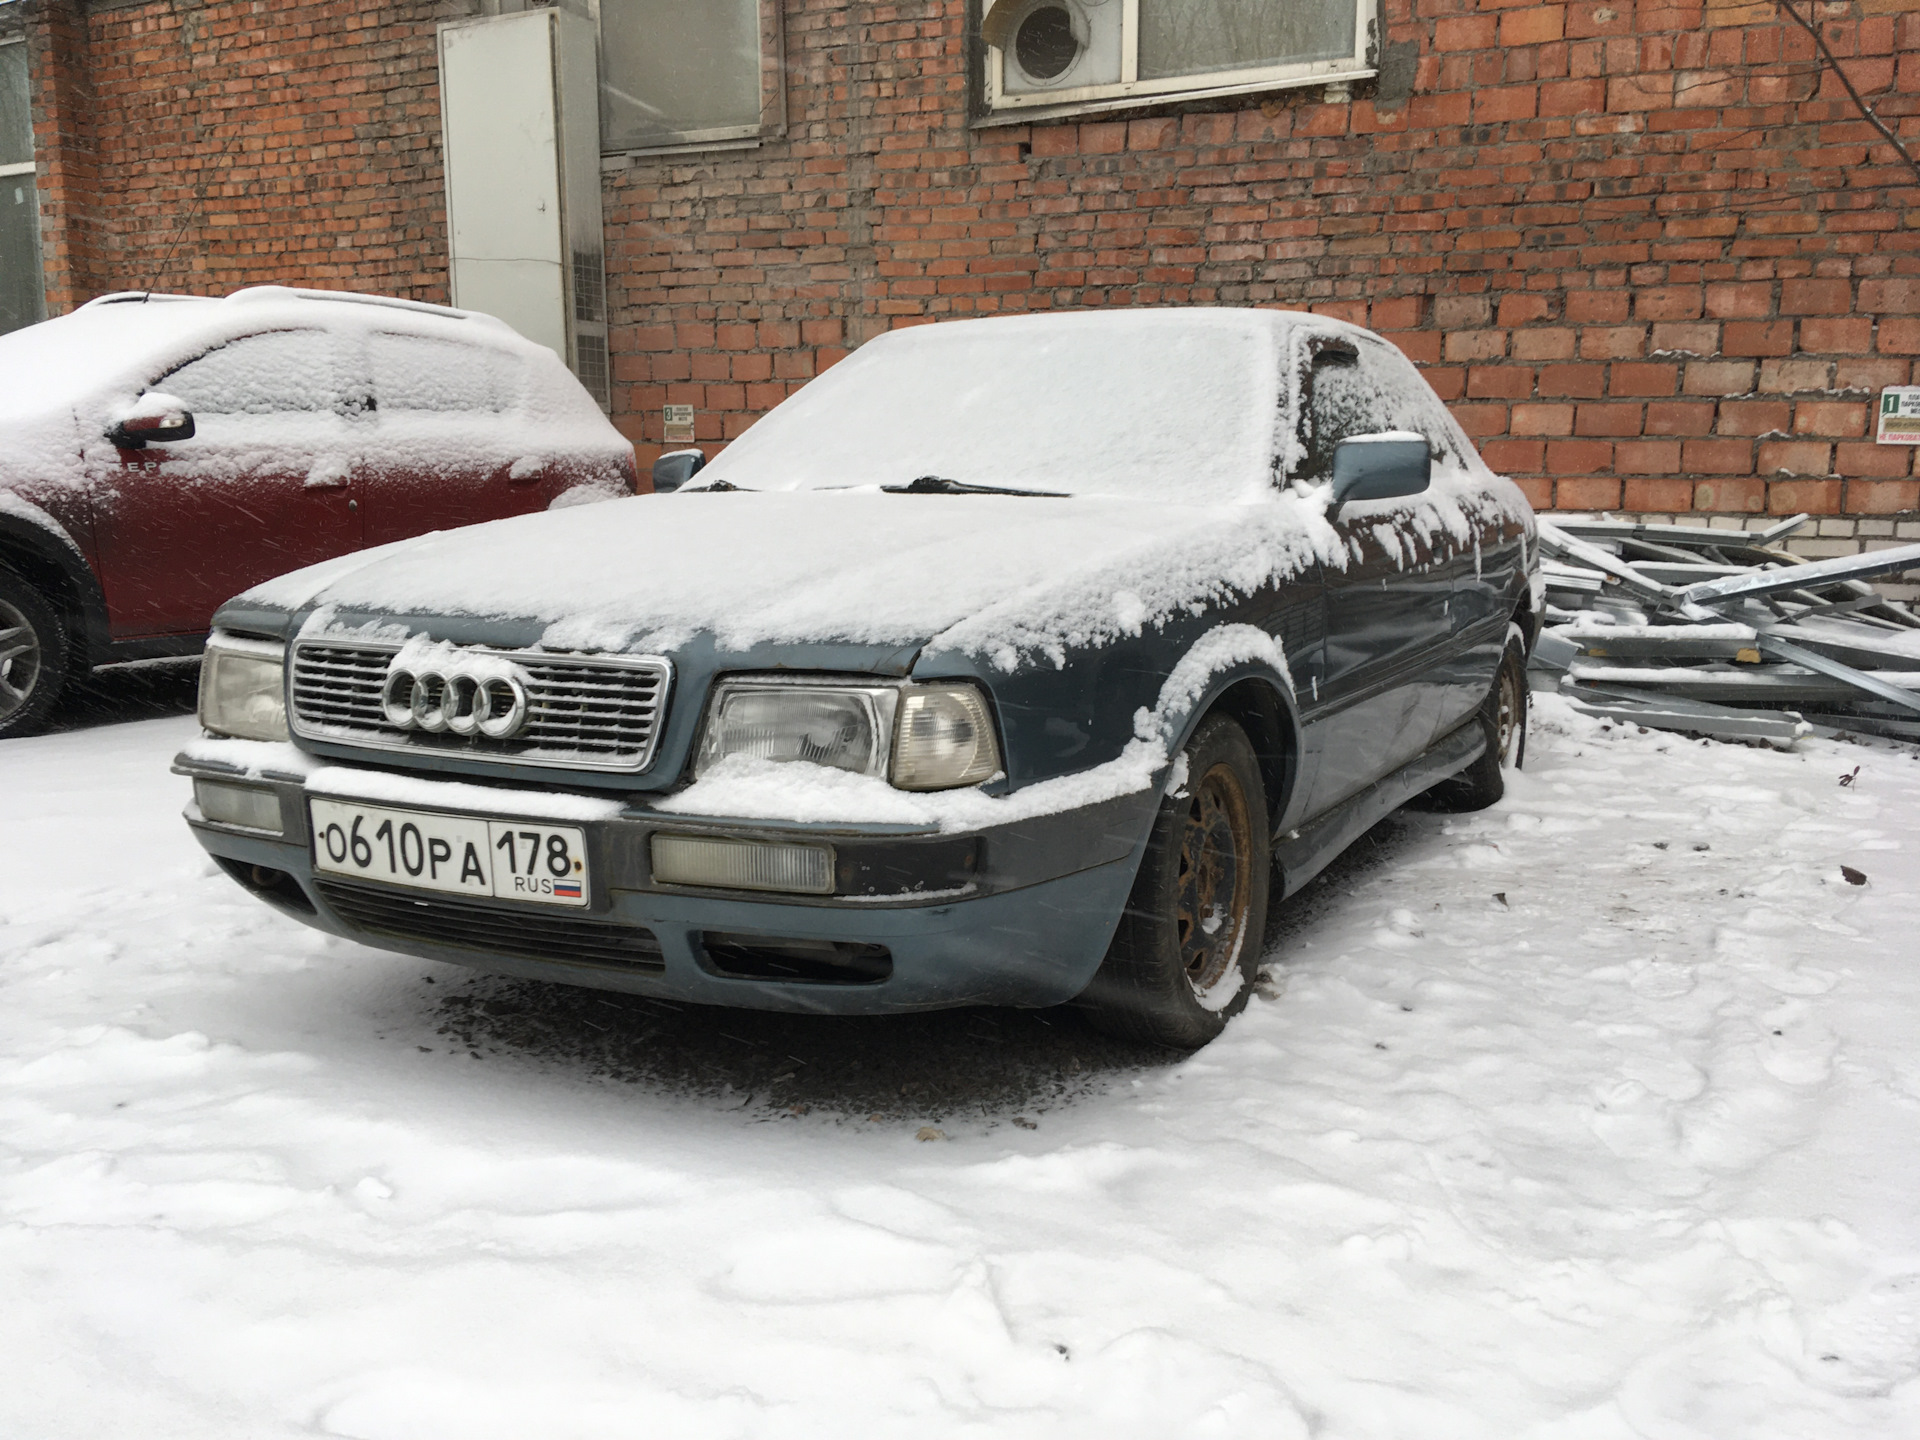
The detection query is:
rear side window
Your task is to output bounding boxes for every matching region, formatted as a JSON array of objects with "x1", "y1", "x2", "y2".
[
  {"x1": 158, "y1": 330, "x2": 340, "y2": 414},
  {"x1": 1356, "y1": 335, "x2": 1470, "y2": 468},
  {"x1": 370, "y1": 332, "x2": 515, "y2": 413}
]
